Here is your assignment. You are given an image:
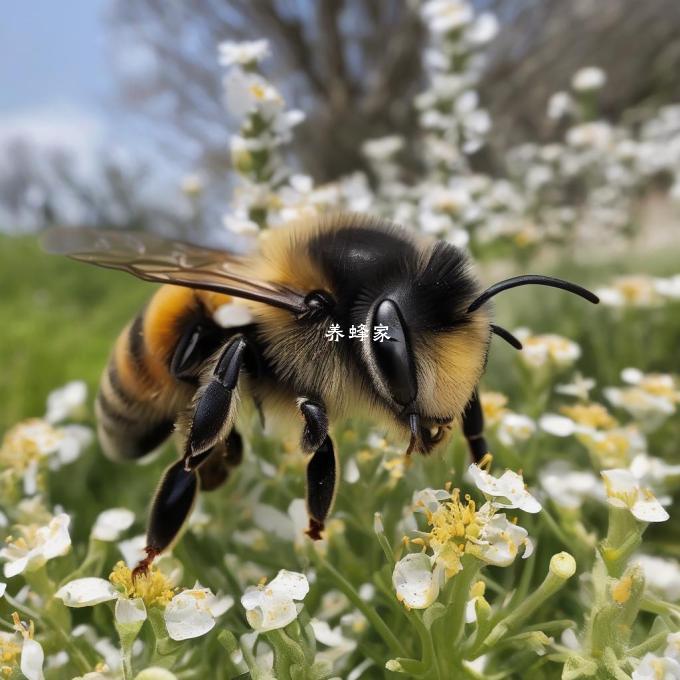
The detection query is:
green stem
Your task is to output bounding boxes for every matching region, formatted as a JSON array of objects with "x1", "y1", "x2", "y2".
[
  {"x1": 310, "y1": 551, "x2": 406, "y2": 658},
  {"x1": 627, "y1": 631, "x2": 669, "y2": 658},
  {"x1": 480, "y1": 557, "x2": 574, "y2": 652}
]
